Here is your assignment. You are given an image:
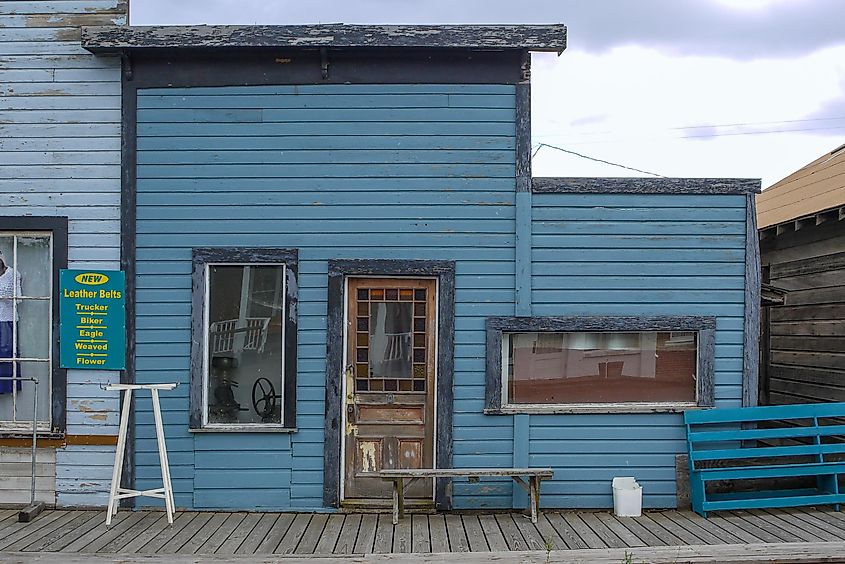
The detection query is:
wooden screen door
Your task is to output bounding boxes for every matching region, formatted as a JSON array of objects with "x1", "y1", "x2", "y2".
[{"x1": 343, "y1": 278, "x2": 436, "y2": 505}]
